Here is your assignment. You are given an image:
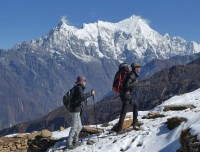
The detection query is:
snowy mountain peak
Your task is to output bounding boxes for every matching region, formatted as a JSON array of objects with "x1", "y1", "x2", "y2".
[
  {"x1": 116, "y1": 15, "x2": 150, "y2": 32},
  {"x1": 15, "y1": 15, "x2": 200, "y2": 64},
  {"x1": 56, "y1": 19, "x2": 76, "y2": 32}
]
